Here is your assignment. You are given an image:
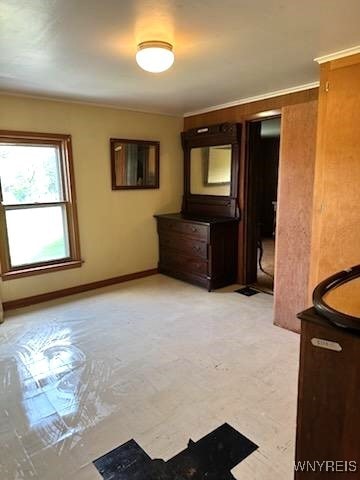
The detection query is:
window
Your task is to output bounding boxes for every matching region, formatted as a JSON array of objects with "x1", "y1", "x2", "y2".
[{"x1": 0, "y1": 131, "x2": 82, "y2": 280}]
